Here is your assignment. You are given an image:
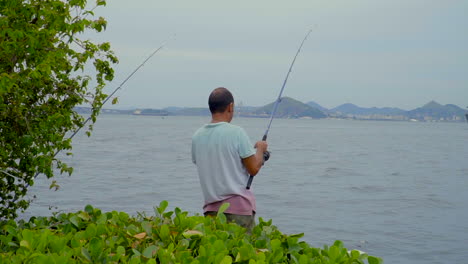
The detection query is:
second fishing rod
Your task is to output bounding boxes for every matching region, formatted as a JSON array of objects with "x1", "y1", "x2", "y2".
[
  {"x1": 246, "y1": 29, "x2": 313, "y2": 189},
  {"x1": 26, "y1": 36, "x2": 174, "y2": 185}
]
